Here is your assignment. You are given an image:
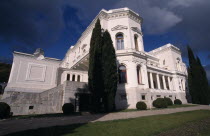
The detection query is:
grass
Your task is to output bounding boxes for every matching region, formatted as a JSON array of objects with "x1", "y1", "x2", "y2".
[
  {"x1": 200, "y1": 128, "x2": 210, "y2": 136},
  {"x1": 6, "y1": 110, "x2": 210, "y2": 136}
]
